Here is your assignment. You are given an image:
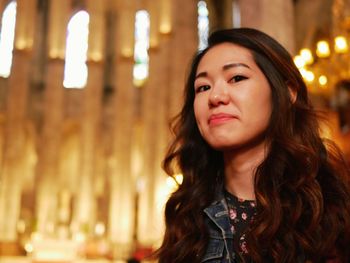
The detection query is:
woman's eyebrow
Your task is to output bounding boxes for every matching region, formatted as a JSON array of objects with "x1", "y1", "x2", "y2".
[
  {"x1": 223, "y1": 62, "x2": 250, "y2": 71},
  {"x1": 195, "y1": 62, "x2": 251, "y2": 80},
  {"x1": 195, "y1": 71, "x2": 207, "y2": 79}
]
